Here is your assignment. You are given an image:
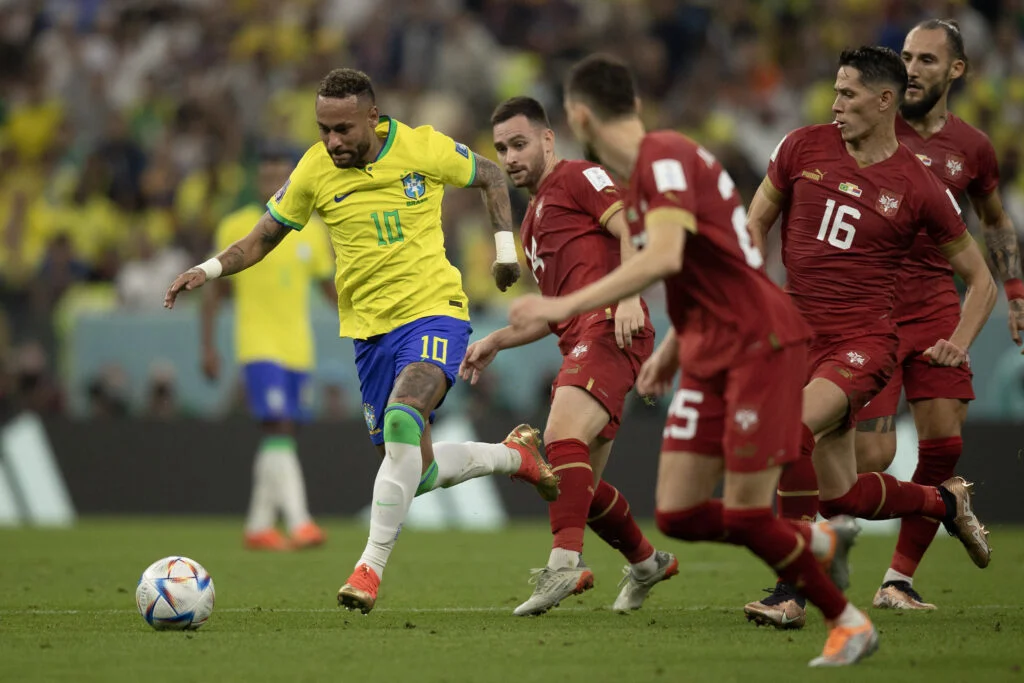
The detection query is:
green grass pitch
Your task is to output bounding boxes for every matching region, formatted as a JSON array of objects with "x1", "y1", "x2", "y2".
[{"x1": 1, "y1": 519, "x2": 1021, "y2": 683}]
